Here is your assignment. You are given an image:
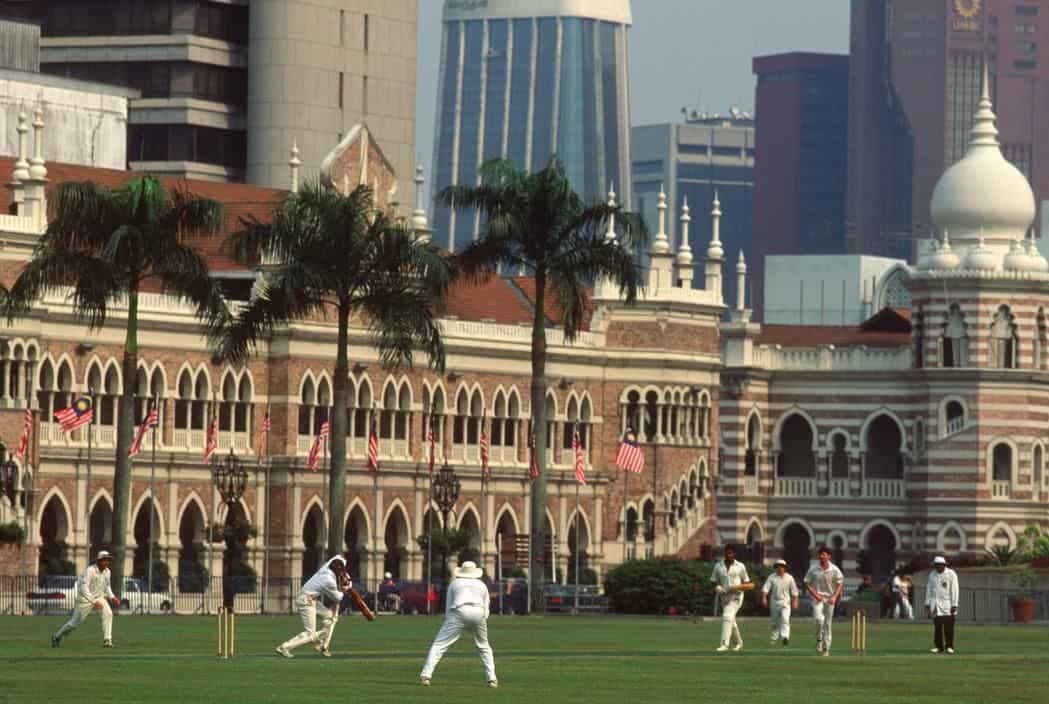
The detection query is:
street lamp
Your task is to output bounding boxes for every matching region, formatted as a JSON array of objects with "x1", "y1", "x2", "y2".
[
  {"x1": 0, "y1": 445, "x2": 17, "y2": 510},
  {"x1": 212, "y1": 449, "x2": 248, "y2": 609},
  {"x1": 431, "y1": 460, "x2": 461, "y2": 596}
]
